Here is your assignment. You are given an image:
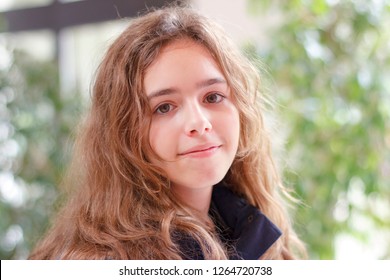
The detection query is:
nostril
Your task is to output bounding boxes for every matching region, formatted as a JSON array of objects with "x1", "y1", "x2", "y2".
[{"x1": 184, "y1": 107, "x2": 212, "y2": 136}]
